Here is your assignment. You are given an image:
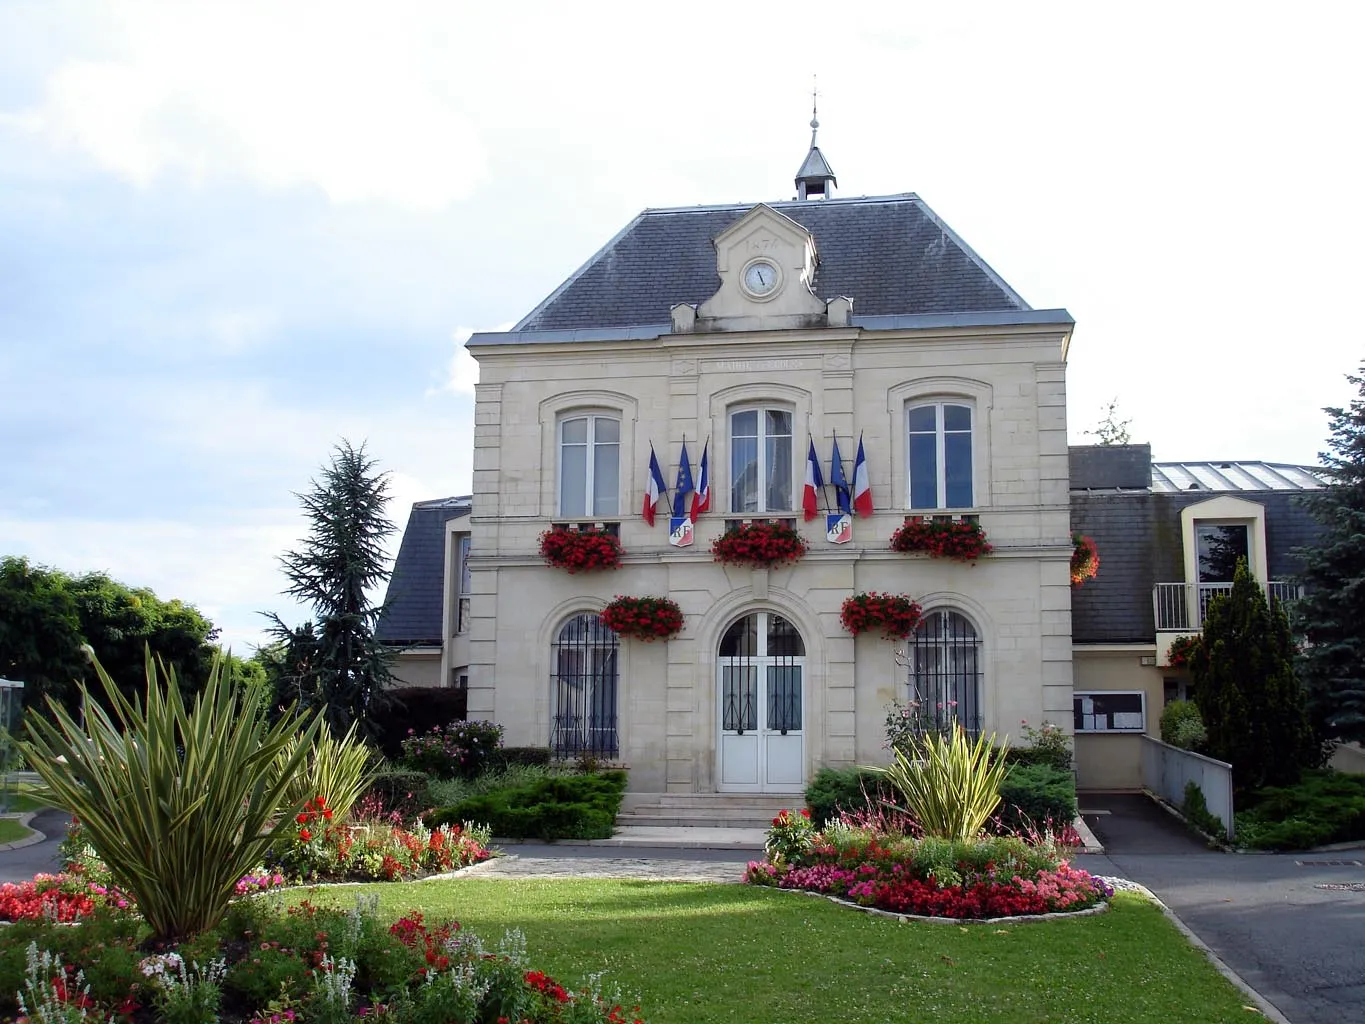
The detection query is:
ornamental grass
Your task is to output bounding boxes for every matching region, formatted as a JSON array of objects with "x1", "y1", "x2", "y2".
[
  {"x1": 600, "y1": 596, "x2": 685, "y2": 641},
  {"x1": 539, "y1": 527, "x2": 623, "y2": 573},
  {"x1": 890, "y1": 517, "x2": 993, "y2": 562},
  {"x1": 710, "y1": 521, "x2": 807, "y2": 567},
  {"x1": 839, "y1": 592, "x2": 922, "y2": 639},
  {"x1": 869, "y1": 726, "x2": 1012, "y2": 841}
]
